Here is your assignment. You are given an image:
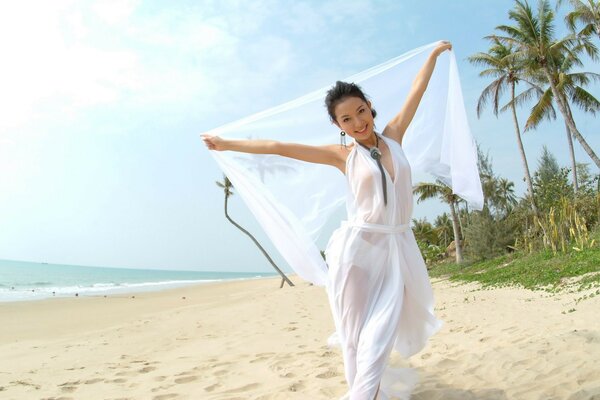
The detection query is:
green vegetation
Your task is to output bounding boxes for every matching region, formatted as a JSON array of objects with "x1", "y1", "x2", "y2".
[
  {"x1": 413, "y1": 0, "x2": 600, "y2": 298},
  {"x1": 429, "y1": 225, "x2": 600, "y2": 293}
]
